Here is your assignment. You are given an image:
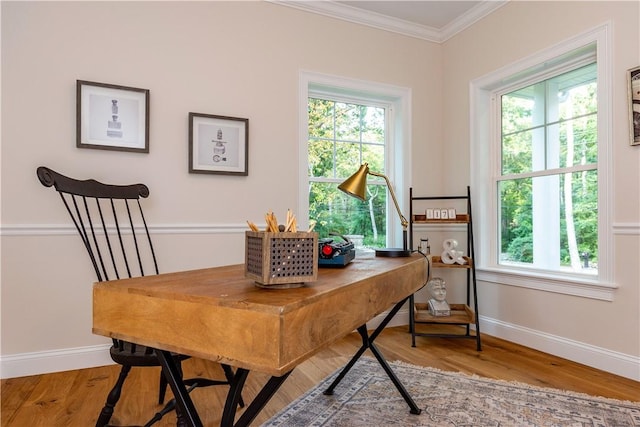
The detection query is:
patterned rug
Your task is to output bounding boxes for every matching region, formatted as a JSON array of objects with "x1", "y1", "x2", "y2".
[{"x1": 262, "y1": 357, "x2": 640, "y2": 426}]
